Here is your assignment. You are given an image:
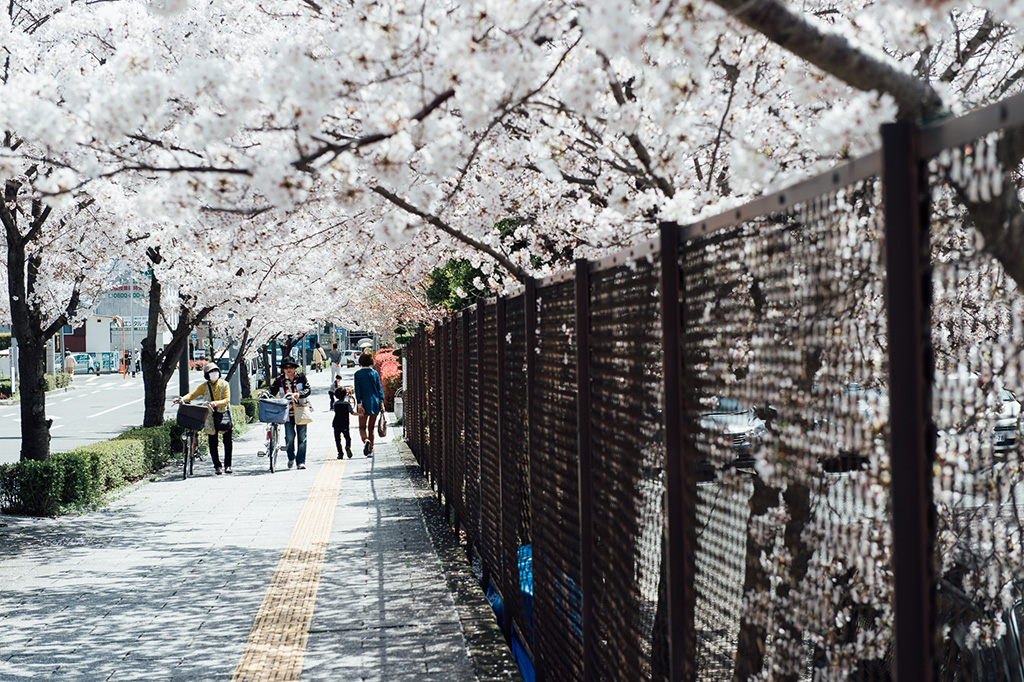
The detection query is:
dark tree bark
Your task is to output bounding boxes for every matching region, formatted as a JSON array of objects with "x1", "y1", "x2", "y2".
[
  {"x1": 0, "y1": 181, "x2": 82, "y2": 461},
  {"x1": 139, "y1": 247, "x2": 214, "y2": 427}
]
